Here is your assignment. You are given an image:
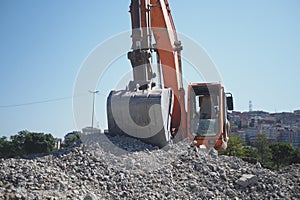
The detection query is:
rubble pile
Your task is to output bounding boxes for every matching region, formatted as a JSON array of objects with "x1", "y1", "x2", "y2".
[{"x1": 0, "y1": 134, "x2": 299, "y2": 199}]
